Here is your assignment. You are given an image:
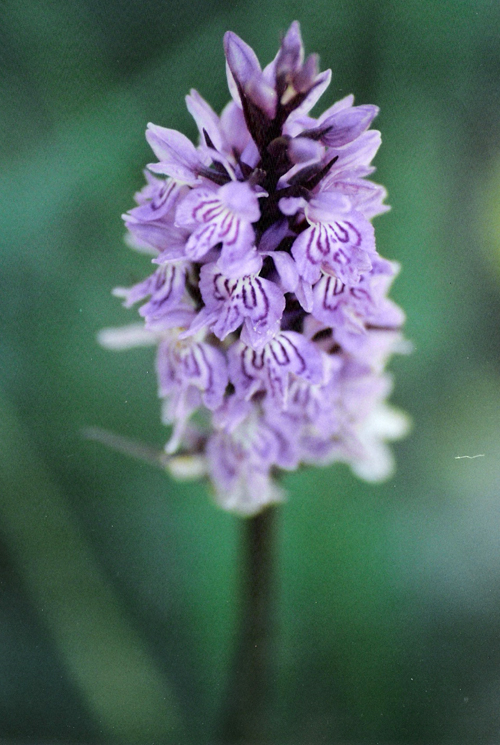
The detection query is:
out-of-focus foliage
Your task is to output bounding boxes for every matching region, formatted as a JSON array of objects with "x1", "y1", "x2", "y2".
[{"x1": 2, "y1": 0, "x2": 500, "y2": 742}]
